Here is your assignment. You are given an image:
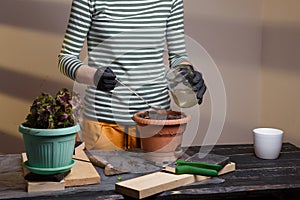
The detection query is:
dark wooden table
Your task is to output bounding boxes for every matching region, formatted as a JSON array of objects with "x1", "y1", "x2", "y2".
[{"x1": 1, "y1": 143, "x2": 299, "y2": 200}]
